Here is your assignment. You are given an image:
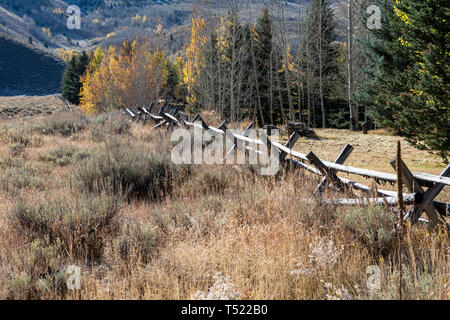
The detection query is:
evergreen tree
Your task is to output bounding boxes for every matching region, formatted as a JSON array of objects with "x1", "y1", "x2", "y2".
[
  {"x1": 199, "y1": 30, "x2": 219, "y2": 111},
  {"x1": 61, "y1": 56, "x2": 79, "y2": 104},
  {"x1": 253, "y1": 7, "x2": 284, "y2": 125},
  {"x1": 239, "y1": 24, "x2": 258, "y2": 122},
  {"x1": 163, "y1": 58, "x2": 182, "y2": 103},
  {"x1": 61, "y1": 51, "x2": 90, "y2": 105},
  {"x1": 357, "y1": 0, "x2": 450, "y2": 162},
  {"x1": 301, "y1": 0, "x2": 340, "y2": 128}
]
